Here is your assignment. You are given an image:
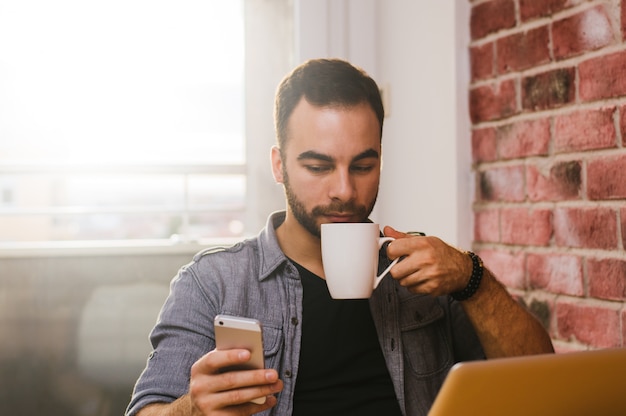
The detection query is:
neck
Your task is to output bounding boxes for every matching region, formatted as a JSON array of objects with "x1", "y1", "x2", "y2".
[{"x1": 275, "y1": 213, "x2": 325, "y2": 278}]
